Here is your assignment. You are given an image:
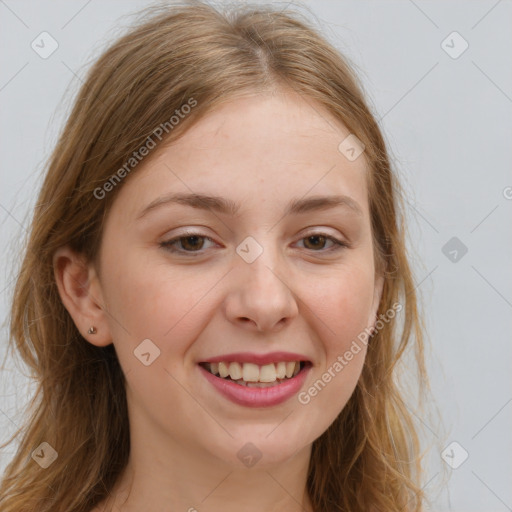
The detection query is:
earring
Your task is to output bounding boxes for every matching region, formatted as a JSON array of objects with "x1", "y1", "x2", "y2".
[{"x1": 88, "y1": 326, "x2": 97, "y2": 335}]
